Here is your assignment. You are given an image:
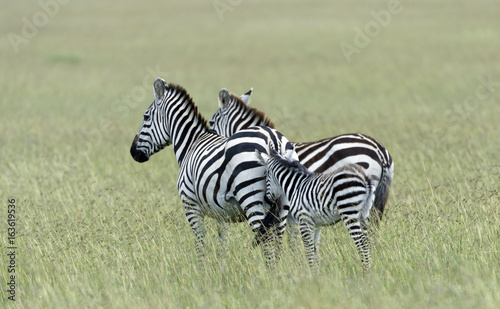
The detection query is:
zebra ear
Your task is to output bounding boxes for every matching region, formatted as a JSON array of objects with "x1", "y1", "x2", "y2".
[
  {"x1": 154, "y1": 78, "x2": 166, "y2": 102},
  {"x1": 254, "y1": 150, "x2": 268, "y2": 166},
  {"x1": 284, "y1": 149, "x2": 296, "y2": 161},
  {"x1": 218, "y1": 88, "x2": 230, "y2": 109},
  {"x1": 283, "y1": 144, "x2": 298, "y2": 161},
  {"x1": 240, "y1": 88, "x2": 253, "y2": 105}
]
